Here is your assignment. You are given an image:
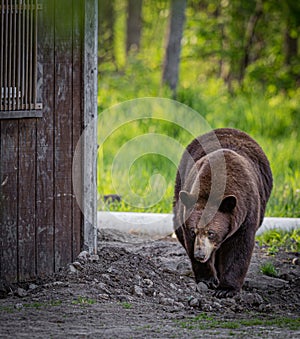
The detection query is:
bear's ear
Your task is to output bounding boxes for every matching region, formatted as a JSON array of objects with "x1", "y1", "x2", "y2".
[
  {"x1": 179, "y1": 190, "x2": 198, "y2": 209},
  {"x1": 219, "y1": 195, "x2": 237, "y2": 213}
]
